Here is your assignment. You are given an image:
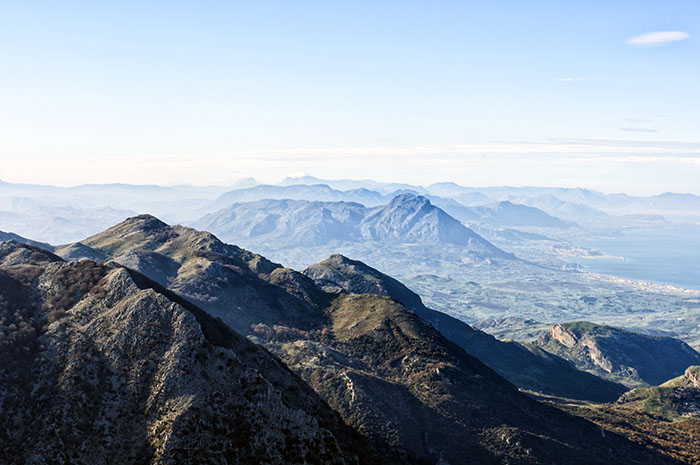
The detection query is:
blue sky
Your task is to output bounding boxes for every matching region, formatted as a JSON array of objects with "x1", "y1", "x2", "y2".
[{"x1": 1, "y1": 1, "x2": 698, "y2": 193}]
